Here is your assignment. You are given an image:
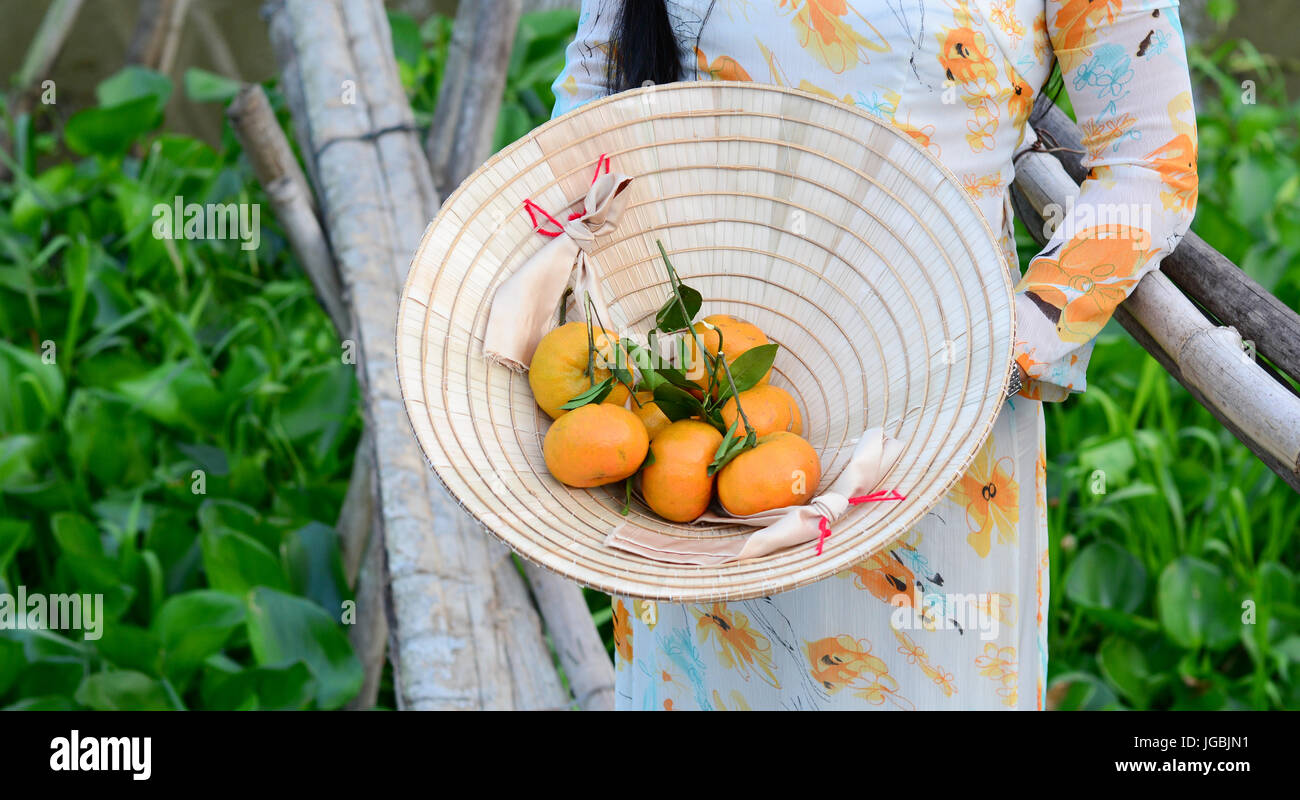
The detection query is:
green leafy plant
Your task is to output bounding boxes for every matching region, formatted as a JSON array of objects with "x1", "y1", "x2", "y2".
[{"x1": 0, "y1": 66, "x2": 363, "y2": 709}]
